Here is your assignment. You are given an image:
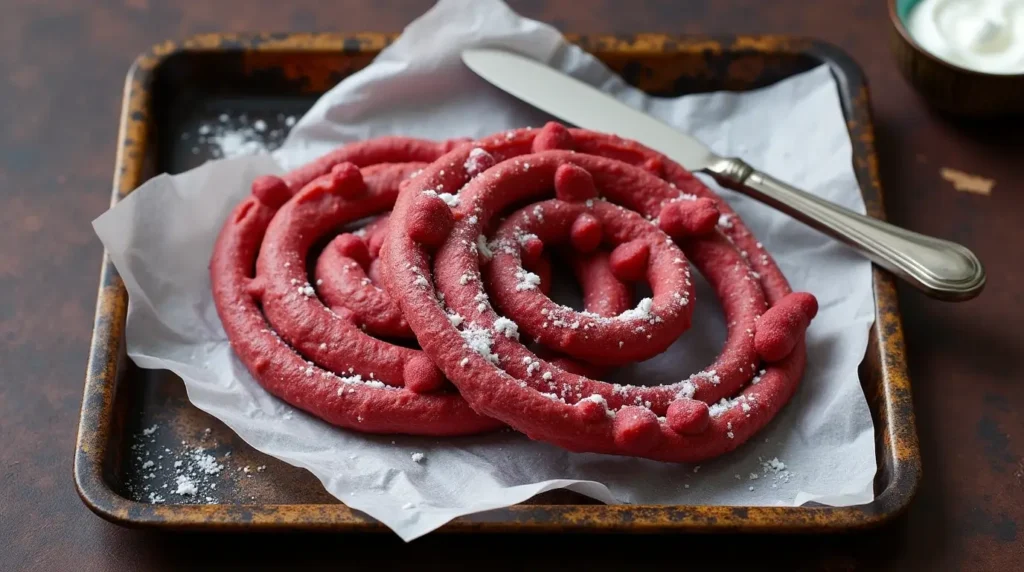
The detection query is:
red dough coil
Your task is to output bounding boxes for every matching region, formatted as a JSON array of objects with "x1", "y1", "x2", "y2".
[
  {"x1": 314, "y1": 217, "x2": 413, "y2": 339},
  {"x1": 383, "y1": 124, "x2": 816, "y2": 462},
  {"x1": 210, "y1": 138, "x2": 500, "y2": 435}
]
